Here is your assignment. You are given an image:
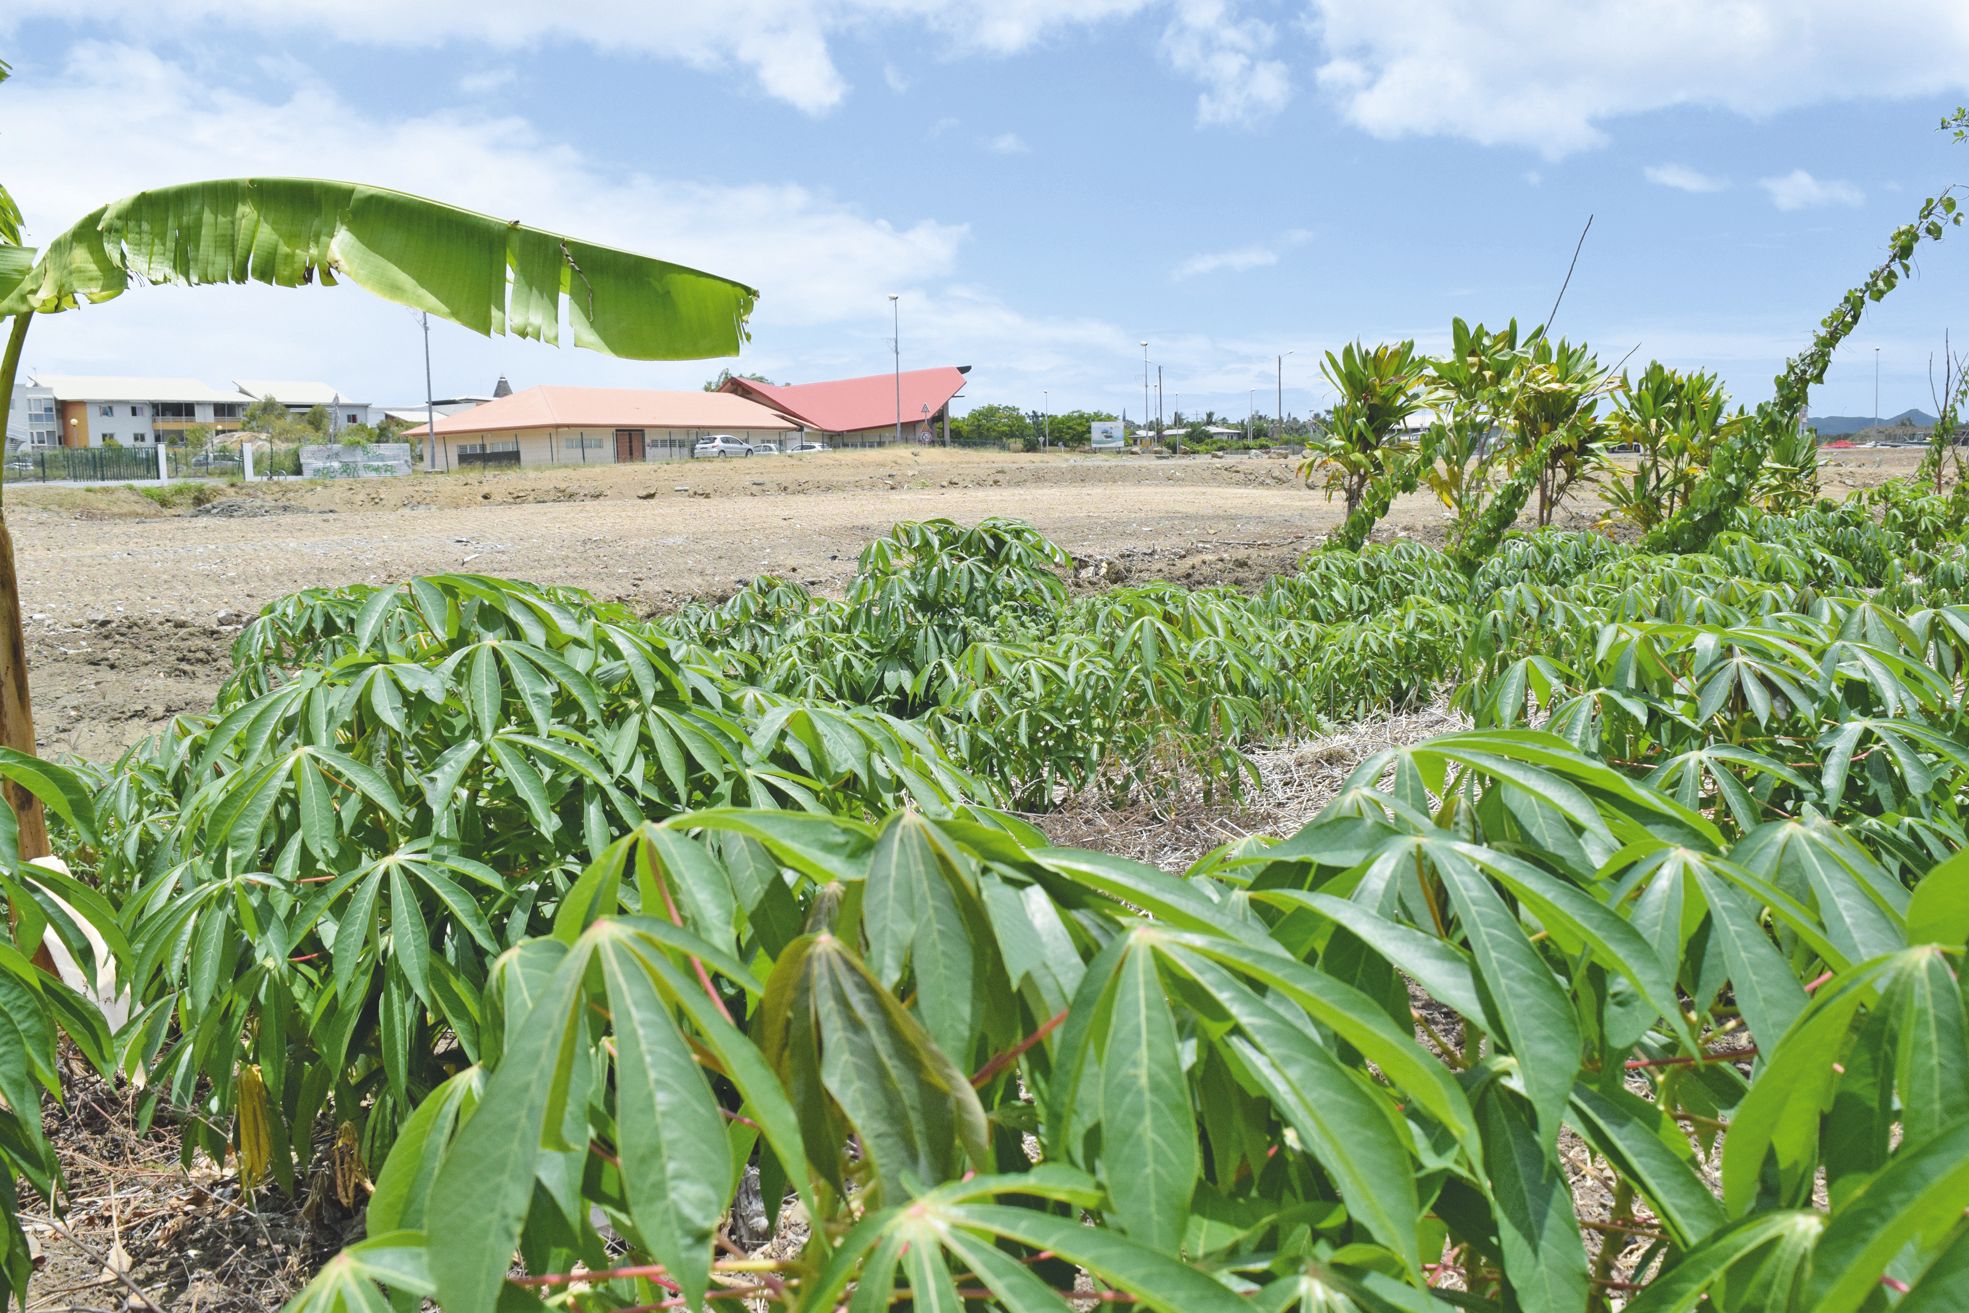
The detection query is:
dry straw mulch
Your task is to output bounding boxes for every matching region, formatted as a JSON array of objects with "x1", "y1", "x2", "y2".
[{"x1": 1036, "y1": 703, "x2": 1468, "y2": 872}]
